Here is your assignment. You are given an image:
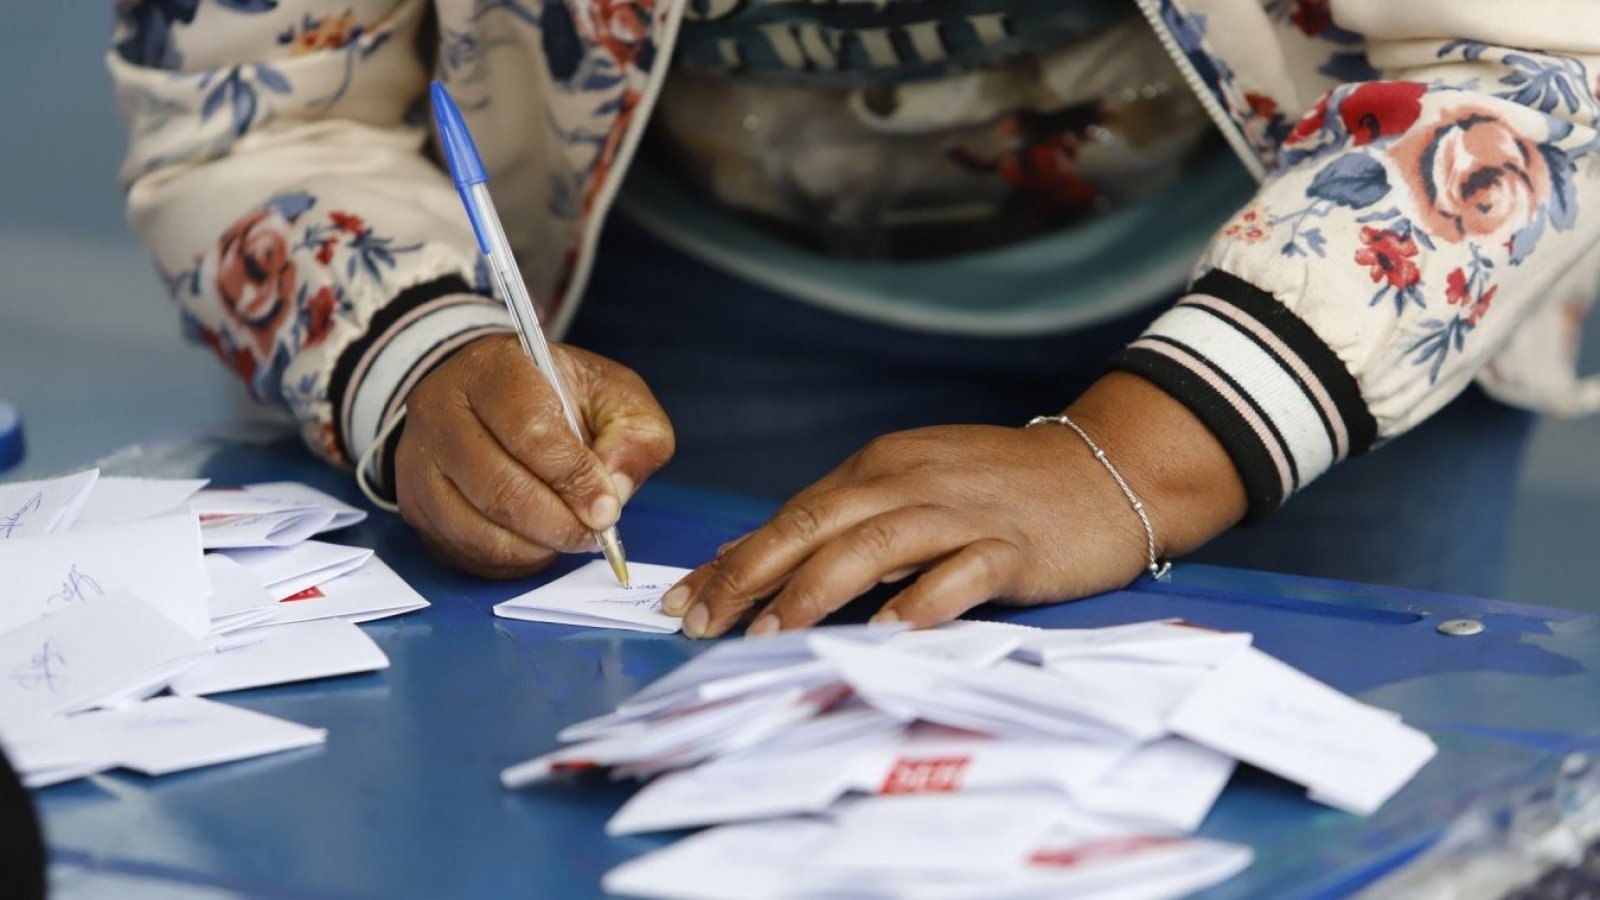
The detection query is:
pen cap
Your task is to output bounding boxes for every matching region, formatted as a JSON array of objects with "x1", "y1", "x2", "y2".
[
  {"x1": 431, "y1": 81, "x2": 487, "y2": 190},
  {"x1": 430, "y1": 81, "x2": 494, "y2": 253}
]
